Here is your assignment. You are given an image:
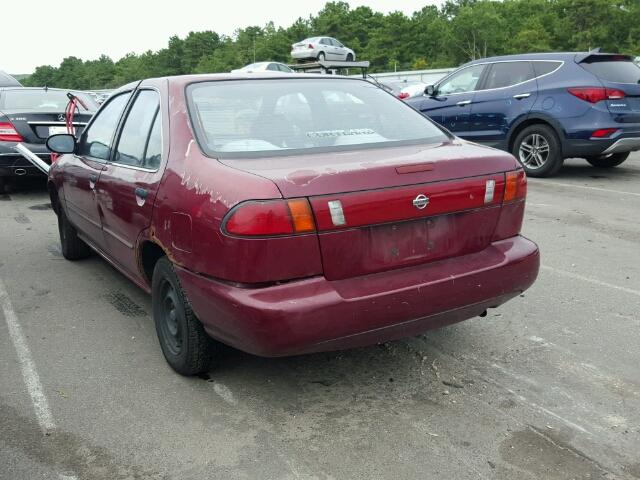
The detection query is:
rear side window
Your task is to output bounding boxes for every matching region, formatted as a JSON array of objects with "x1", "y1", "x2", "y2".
[
  {"x1": 533, "y1": 61, "x2": 562, "y2": 77},
  {"x1": 187, "y1": 78, "x2": 448, "y2": 158},
  {"x1": 581, "y1": 59, "x2": 640, "y2": 83},
  {"x1": 114, "y1": 90, "x2": 161, "y2": 169},
  {"x1": 77, "y1": 92, "x2": 131, "y2": 160},
  {"x1": 484, "y1": 62, "x2": 535, "y2": 89}
]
